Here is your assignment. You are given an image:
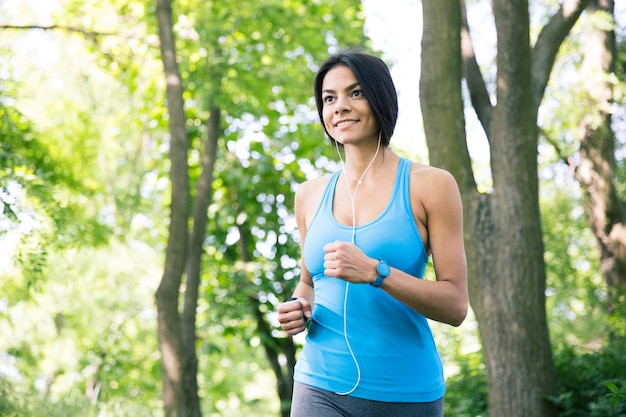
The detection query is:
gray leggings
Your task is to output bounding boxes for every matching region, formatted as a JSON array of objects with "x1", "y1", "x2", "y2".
[{"x1": 290, "y1": 382, "x2": 444, "y2": 417}]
